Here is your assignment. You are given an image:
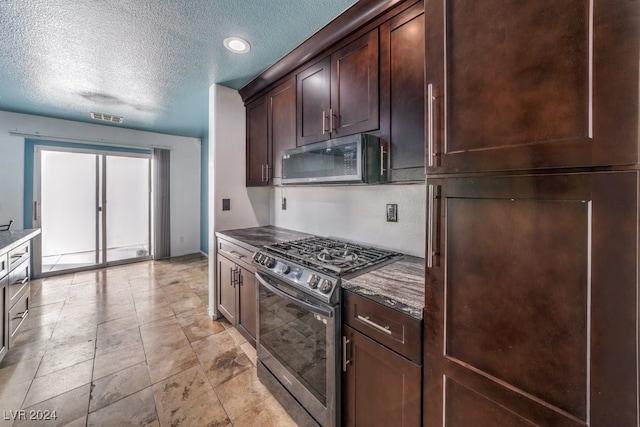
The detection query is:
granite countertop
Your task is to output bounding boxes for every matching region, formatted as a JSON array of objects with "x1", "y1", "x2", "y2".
[
  {"x1": 342, "y1": 255, "x2": 425, "y2": 320},
  {"x1": 215, "y1": 225, "x2": 314, "y2": 251},
  {"x1": 0, "y1": 228, "x2": 41, "y2": 255}
]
